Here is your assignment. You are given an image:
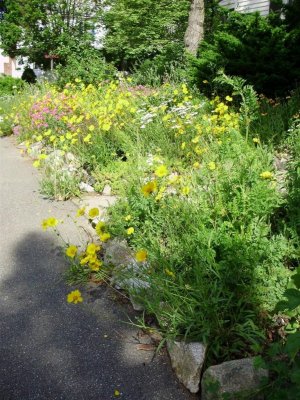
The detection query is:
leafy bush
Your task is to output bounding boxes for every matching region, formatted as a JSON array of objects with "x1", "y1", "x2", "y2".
[
  {"x1": 189, "y1": 6, "x2": 300, "y2": 96},
  {"x1": 0, "y1": 74, "x2": 24, "y2": 96},
  {"x1": 55, "y1": 48, "x2": 117, "y2": 87}
]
